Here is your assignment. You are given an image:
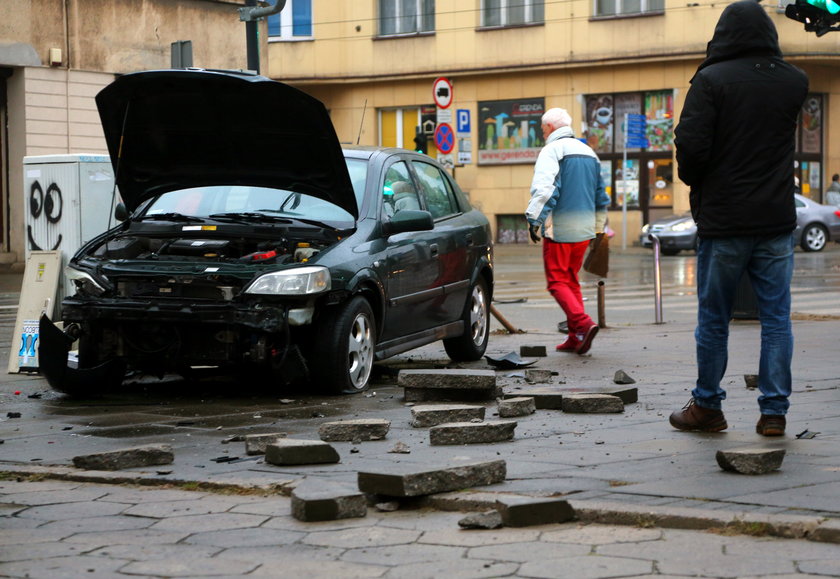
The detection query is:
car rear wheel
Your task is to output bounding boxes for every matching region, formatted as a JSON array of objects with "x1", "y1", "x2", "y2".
[
  {"x1": 801, "y1": 223, "x2": 827, "y2": 252},
  {"x1": 312, "y1": 296, "x2": 376, "y2": 394},
  {"x1": 443, "y1": 277, "x2": 490, "y2": 361},
  {"x1": 661, "y1": 248, "x2": 681, "y2": 256}
]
